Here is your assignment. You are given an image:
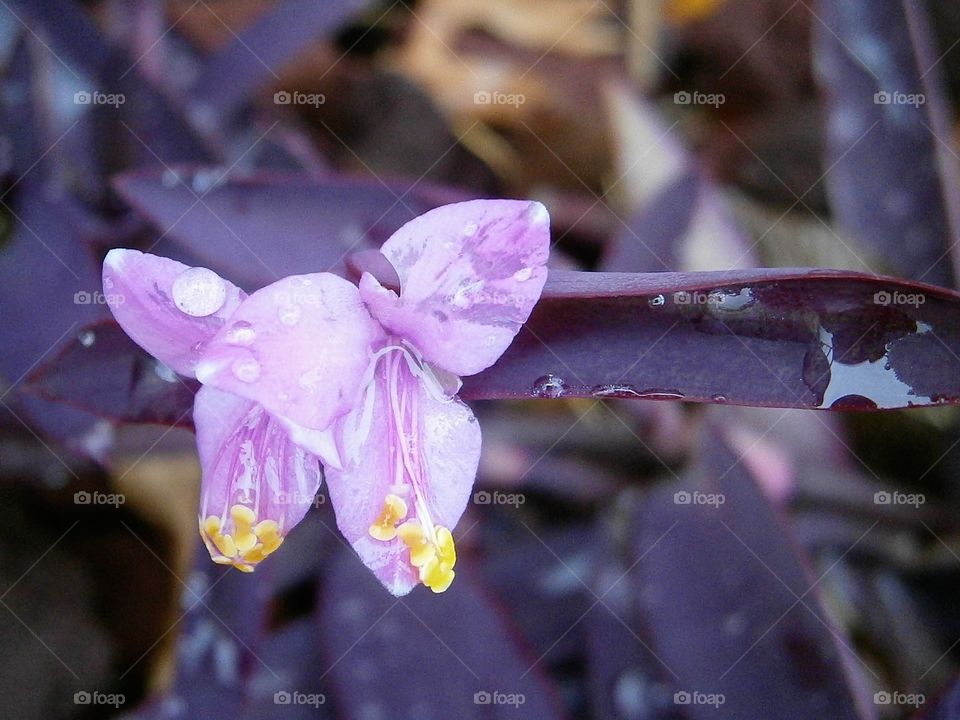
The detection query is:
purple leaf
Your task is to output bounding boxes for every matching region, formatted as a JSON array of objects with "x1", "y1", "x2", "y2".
[
  {"x1": 112, "y1": 167, "x2": 470, "y2": 290},
  {"x1": 462, "y1": 269, "x2": 960, "y2": 409},
  {"x1": 814, "y1": 0, "x2": 960, "y2": 288},
  {"x1": 630, "y1": 427, "x2": 868, "y2": 719},
  {"x1": 916, "y1": 674, "x2": 960, "y2": 719},
  {"x1": 22, "y1": 321, "x2": 198, "y2": 428},
  {"x1": 317, "y1": 546, "x2": 564, "y2": 719}
]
